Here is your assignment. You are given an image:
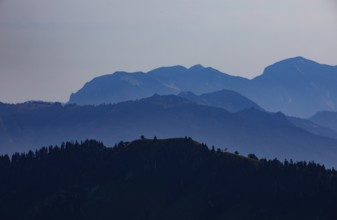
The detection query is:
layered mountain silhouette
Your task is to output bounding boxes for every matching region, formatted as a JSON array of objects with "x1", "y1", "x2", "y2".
[
  {"x1": 178, "y1": 91, "x2": 337, "y2": 140},
  {"x1": 69, "y1": 65, "x2": 247, "y2": 105},
  {"x1": 69, "y1": 57, "x2": 337, "y2": 117},
  {"x1": 2, "y1": 95, "x2": 337, "y2": 167}
]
